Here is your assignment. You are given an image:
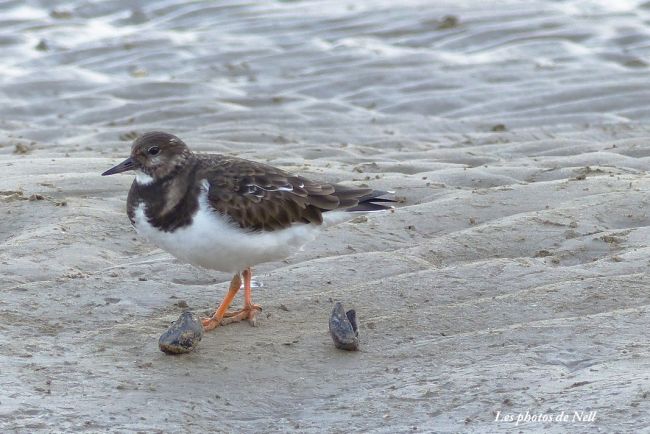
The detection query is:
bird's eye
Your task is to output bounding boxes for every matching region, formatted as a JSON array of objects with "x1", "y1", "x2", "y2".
[{"x1": 148, "y1": 146, "x2": 160, "y2": 156}]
